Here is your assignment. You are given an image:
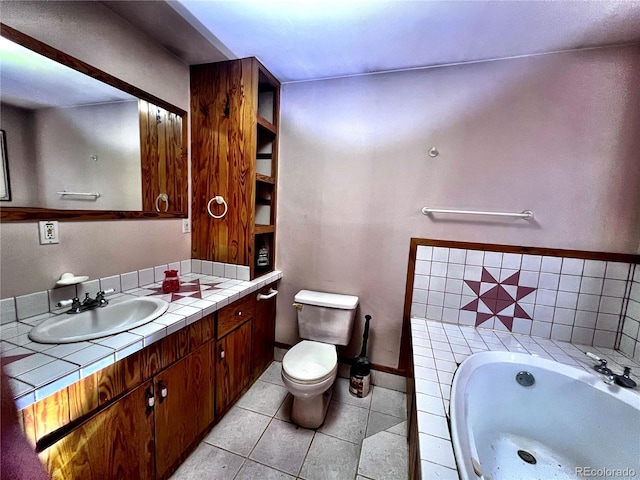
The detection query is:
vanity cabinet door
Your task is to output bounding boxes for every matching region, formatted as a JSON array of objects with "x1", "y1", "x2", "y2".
[
  {"x1": 40, "y1": 381, "x2": 155, "y2": 480},
  {"x1": 154, "y1": 353, "x2": 198, "y2": 479},
  {"x1": 215, "y1": 319, "x2": 252, "y2": 418},
  {"x1": 252, "y1": 283, "x2": 277, "y2": 381}
]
